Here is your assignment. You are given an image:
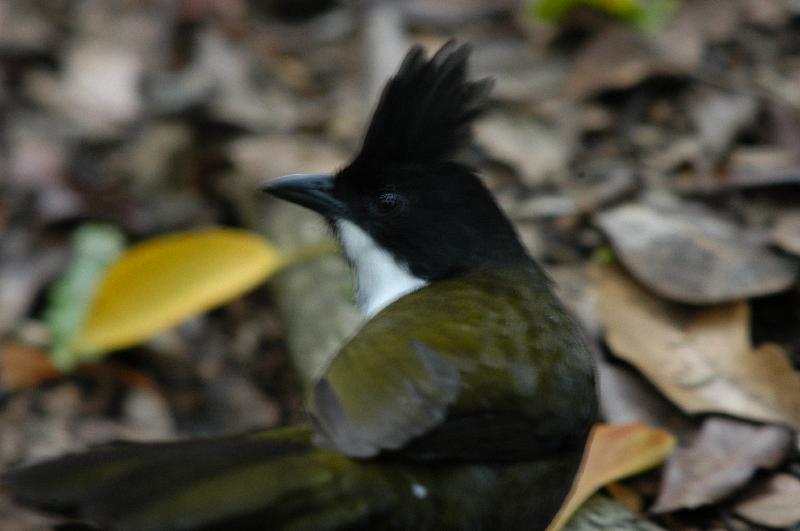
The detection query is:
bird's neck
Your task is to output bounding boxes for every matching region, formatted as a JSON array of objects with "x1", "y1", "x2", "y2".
[{"x1": 335, "y1": 219, "x2": 428, "y2": 317}]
